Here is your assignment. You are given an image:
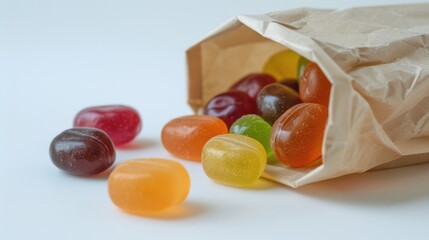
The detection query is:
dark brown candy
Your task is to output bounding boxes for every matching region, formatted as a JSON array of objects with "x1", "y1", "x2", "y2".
[
  {"x1": 279, "y1": 78, "x2": 299, "y2": 93},
  {"x1": 49, "y1": 127, "x2": 116, "y2": 176},
  {"x1": 257, "y1": 83, "x2": 302, "y2": 125}
]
